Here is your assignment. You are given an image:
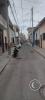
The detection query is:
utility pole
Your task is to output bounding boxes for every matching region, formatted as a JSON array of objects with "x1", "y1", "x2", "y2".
[
  {"x1": 31, "y1": 7, "x2": 34, "y2": 47},
  {"x1": 21, "y1": 0, "x2": 23, "y2": 34}
]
